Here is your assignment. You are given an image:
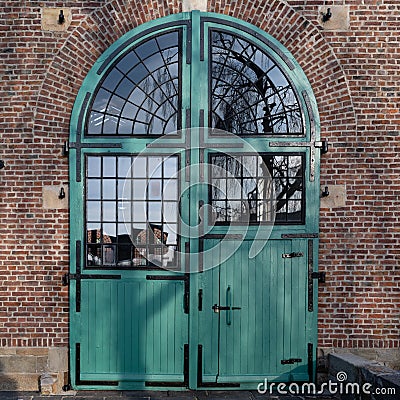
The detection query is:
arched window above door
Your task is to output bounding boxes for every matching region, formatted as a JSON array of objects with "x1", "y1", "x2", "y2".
[
  {"x1": 84, "y1": 16, "x2": 306, "y2": 138},
  {"x1": 87, "y1": 30, "x2": 182, "y2": 136}
]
